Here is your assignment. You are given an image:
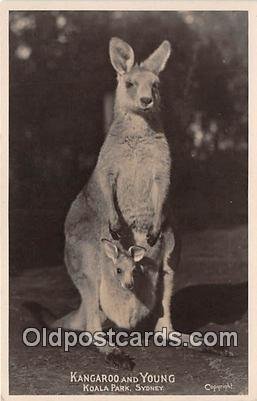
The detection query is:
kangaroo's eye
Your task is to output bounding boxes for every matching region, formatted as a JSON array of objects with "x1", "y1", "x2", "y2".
[
  {"x1": 153, "y1": 82, "x2": 159, "y2": 90},
  {"x1": 117, "y1": 268, "x2": 122, "y2": 274},
  {"x1": 126, "y1": 81, "x2": 134, "y2": 89}
]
